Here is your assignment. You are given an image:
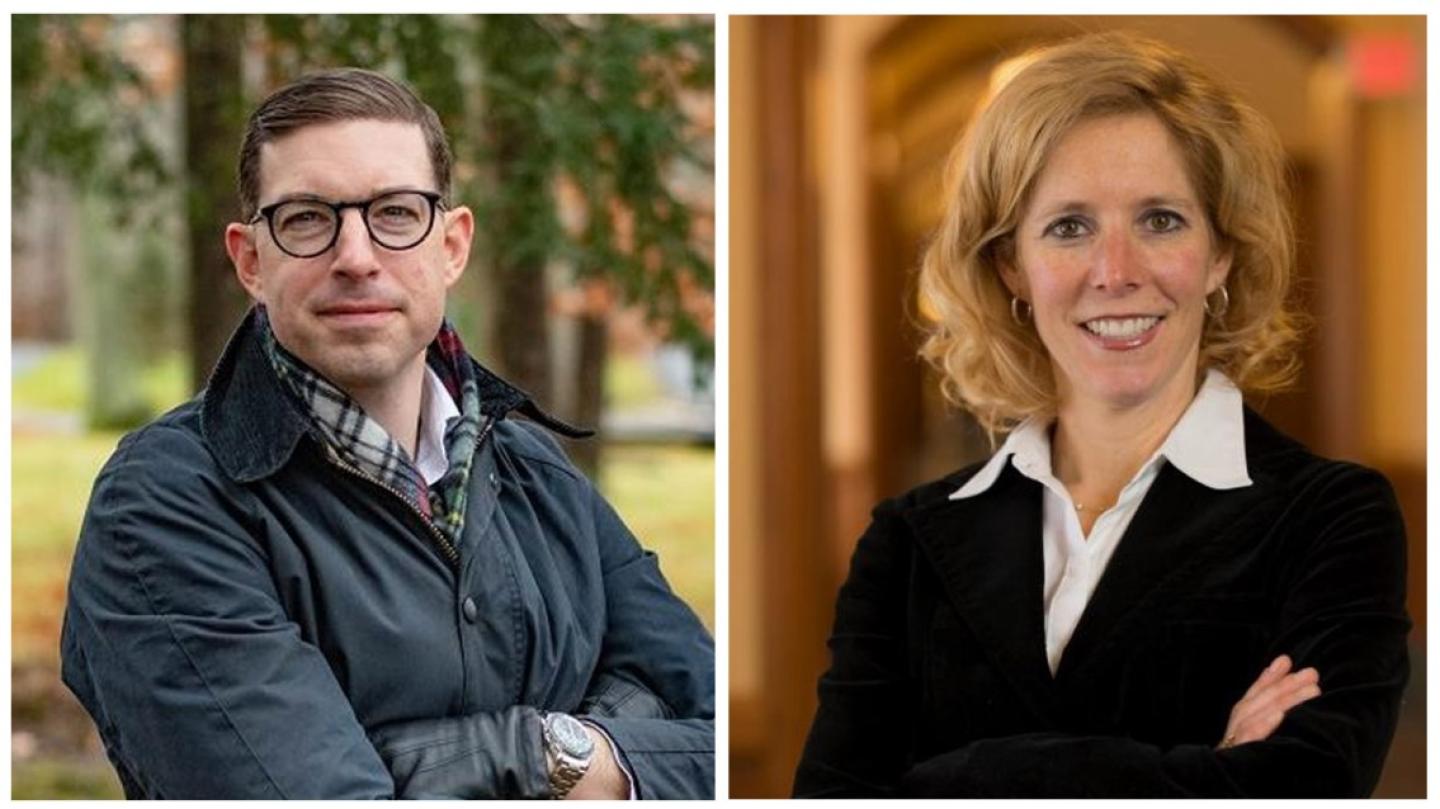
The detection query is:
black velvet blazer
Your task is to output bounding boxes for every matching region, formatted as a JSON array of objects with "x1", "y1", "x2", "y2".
[{"x1": 794, "y1": 409, "x2": 1410, "y2": 798}]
